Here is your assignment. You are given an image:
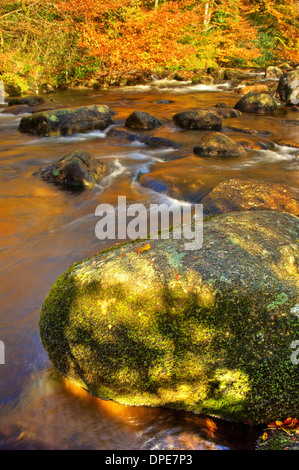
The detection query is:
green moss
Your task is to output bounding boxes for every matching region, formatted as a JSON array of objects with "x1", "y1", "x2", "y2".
[{"x1": 39, "y1": 211, "x2": 299, "y2": 424}]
